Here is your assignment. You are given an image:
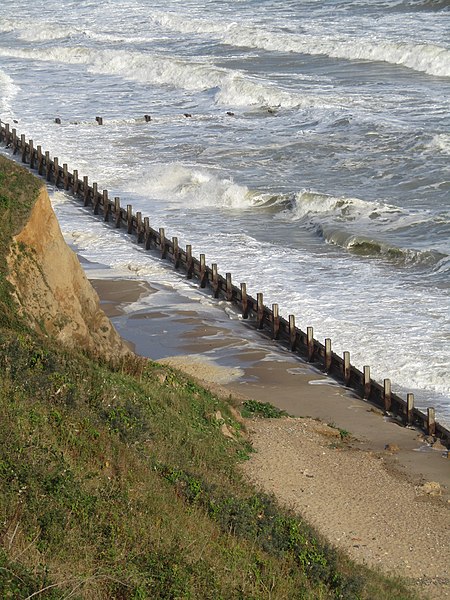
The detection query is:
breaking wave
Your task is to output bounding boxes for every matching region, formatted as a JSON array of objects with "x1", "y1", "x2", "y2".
[
  {"x1": 283, "y1": 190, "x2": 449, "y2": 268},
  {"x1": 149, "y1": 12, "x2": 450, "y2": 78},
  {"x1": 0, "y1": 45, "x2": 335, "y2": 109}
]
